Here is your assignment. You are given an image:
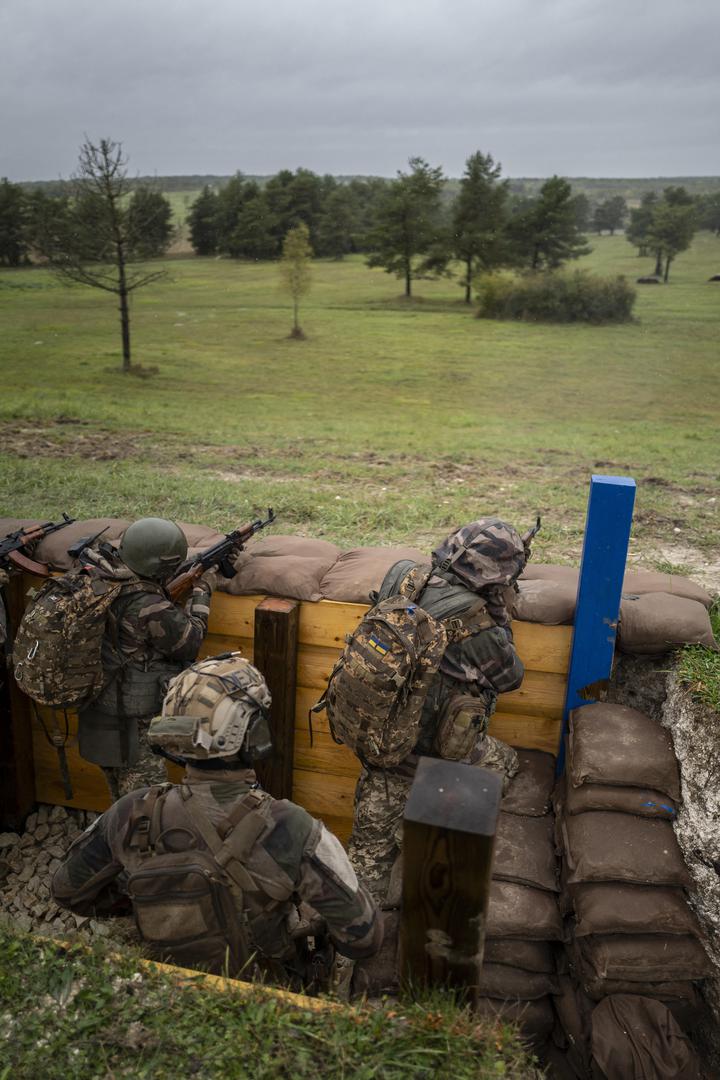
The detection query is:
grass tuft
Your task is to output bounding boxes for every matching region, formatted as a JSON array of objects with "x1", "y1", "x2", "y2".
[{"x1": 677, "y1": 601, "x2": 720, "y2": 713}]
